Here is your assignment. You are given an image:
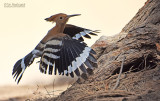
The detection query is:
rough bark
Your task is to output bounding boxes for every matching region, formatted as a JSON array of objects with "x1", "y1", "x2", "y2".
[{"x1": 36, "y1": 0, "x2": 160, "y2": 100}]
